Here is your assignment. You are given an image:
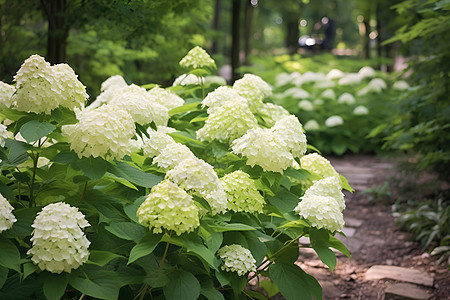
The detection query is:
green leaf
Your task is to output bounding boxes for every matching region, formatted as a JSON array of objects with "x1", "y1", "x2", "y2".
[
  {"x1": 310, "y1": 229, "x2": 336, "y2": 271},
  {"x1": 260, "y1": 279, "x2": 279, "y2": 298},
  {"x1": 75, "y1": 156, "x2": 107, "y2": 180},
  {"x1": 0, "y1": 236, "x2": 21, "y2": 272},
  {"x1": 43, "y1": 273, "x2": 68, "y2": 300},
  {"x1": 124, "y1": 196, "x2": 146, "y2": 223},
  {"x1": 128, "y1": 233, "x2": 162, "y2": 264},
  {"x1": 269, "y1": 263, "x2": 312, "y2": 300},
  {"x1": 244, "y1": 290, "x2": 268, "y2": 300},
  {"x1": 200, "y1": 279, "x2": 225, "y2": 300},
  {"x1": 284, "y1": 168, "x2": 312, "y2": 181},
  {"x1": 190, "y1": 115, "x2": 208, "y2": 123},
  {"x1": 69, "y1": 269, "x2": 123, "y2": 300},
  {"x1": 22, "y1": 262, "x2": 39, "y2": 280},
  {"x1": 169, "y1": 131, "x2": 205, "y2": 147},
  {"x1": 169, "y1": 102, "x2": 201, "y2": 116},
  {"x1": 104, "y1": 172, "x2": 138, "y2": 190},
  {"x1": 3, "y1": 139, "x2": 30, "y2": 166},
  {"x1": 105, "y1": 222, "x2": 147, "y2": 243},
  {"x1": 88, "y1": 250, "x2": 124, "y2": 267},
  {"x1": 267, "y1": 188, "x2": 300, "y2": 214},
  {"x1": 329, "y1": 236, "x2": 351, "y2": 260},
  {"x1": 51, "y1": 151, "x2": 77, "y2": 164},
  {"x1": 0, "y1": 266, "x2": 7, "y2": 289},
  {"x1": 207, "y1": 222, "x2": 256, "y2": 232},
  {"x1": 107, "y1": 161, "x2": 162, "y2": 188},
  {"x1": 19, "y1": 120, "x2": 56, "y2": 143},
  {"x1": 0, "y1": 108, "x2": 30, "y2": 121},
  {"x1": 340, "y1": 175, "x2": 354, "y2": 193},
  {"x1": 163, "y1": 270, "x2": 201, "y2": 300}
]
